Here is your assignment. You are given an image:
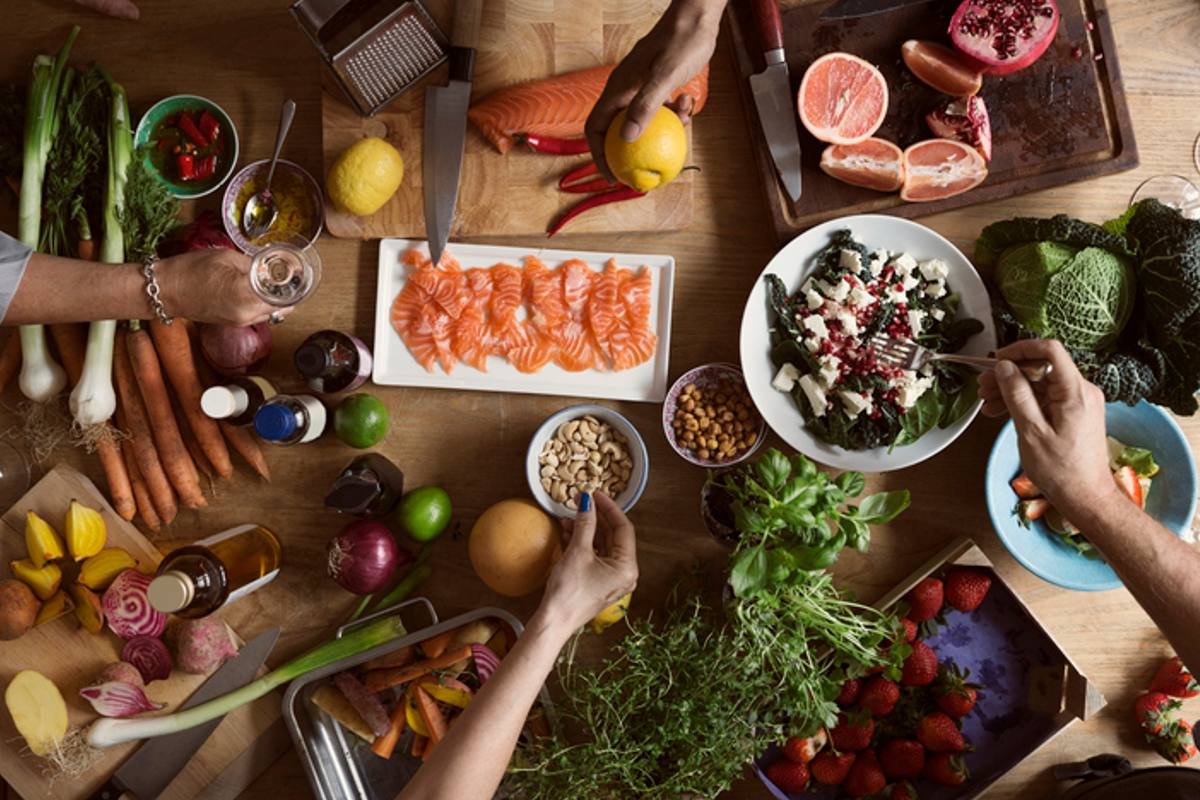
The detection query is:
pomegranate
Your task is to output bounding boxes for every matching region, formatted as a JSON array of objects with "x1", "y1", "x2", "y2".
[
  {"x1": 926, "y1": 96, "x2": 993, "y2": 161},
  {"x1": 948, "y1": 0, "x2": 1060, "y2": 76},
  {"x1": 901, "y1": 40, "x2": 983, "y2": 97}
]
